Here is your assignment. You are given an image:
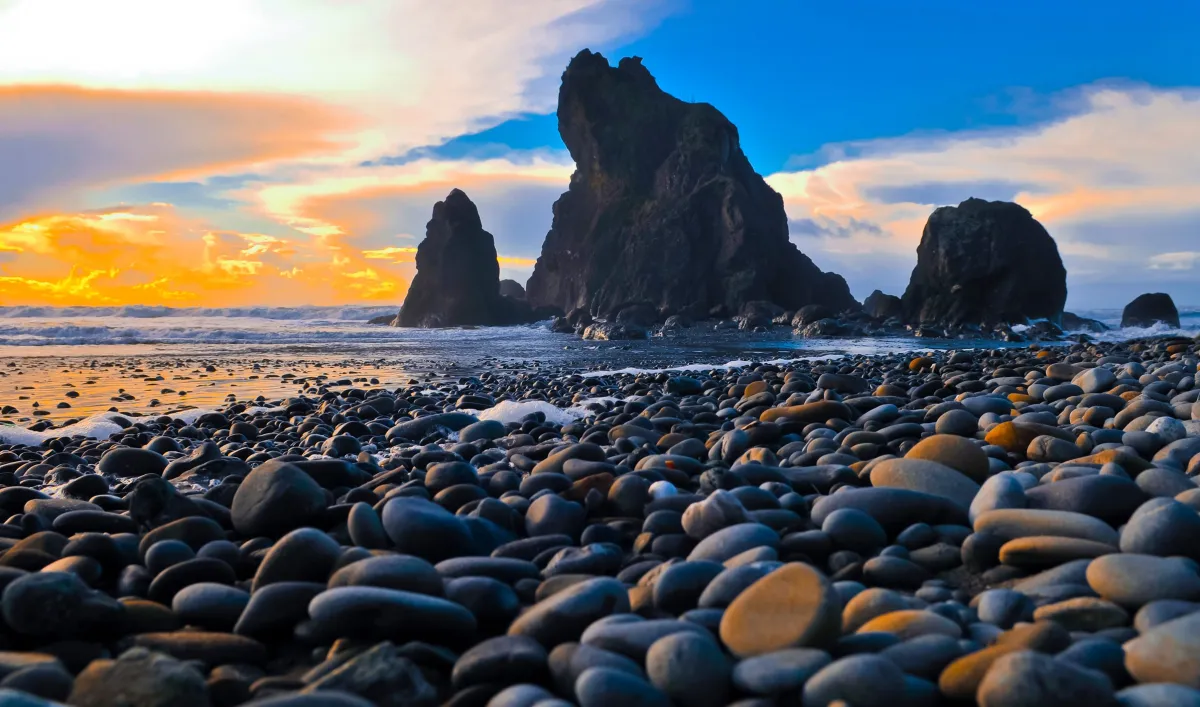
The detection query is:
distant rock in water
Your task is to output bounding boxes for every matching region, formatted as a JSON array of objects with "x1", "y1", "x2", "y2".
[
  {"x1": 901, "y1": 198, "x2": 1066, "y2": 327},
  {"x1": 1062, "y1": 311, "x2": 1109, "y2": 333},
  {"x1": 499, "y1": 279, "x2": 527, "y2": 300},
  {"x1": 396, "y1": 189, "x2": 539, "y2": 328},
  {"x1": 862, "y1": 290, "x2": 902, "y2": 320},
  {"x1": 525, "y1": 49, "x2": 856, "y2": 323},
  {"x1": 367, "y1": 313, "x2": 398, "y2": 326},
  {"x1": 1122, "y1": 292, "x2": 1180, "y2": 328}
]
